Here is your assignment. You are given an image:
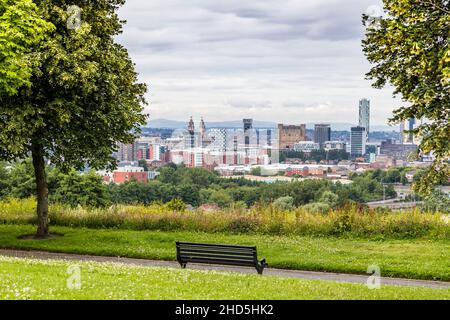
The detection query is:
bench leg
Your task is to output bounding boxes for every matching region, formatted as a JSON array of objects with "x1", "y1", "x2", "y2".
[
  {"x1": 181, "y1": 263, "x2": 187, "y2": 269},
  {"x1": 257, "y1": 259, "x2": 267, "y2": 275}
]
